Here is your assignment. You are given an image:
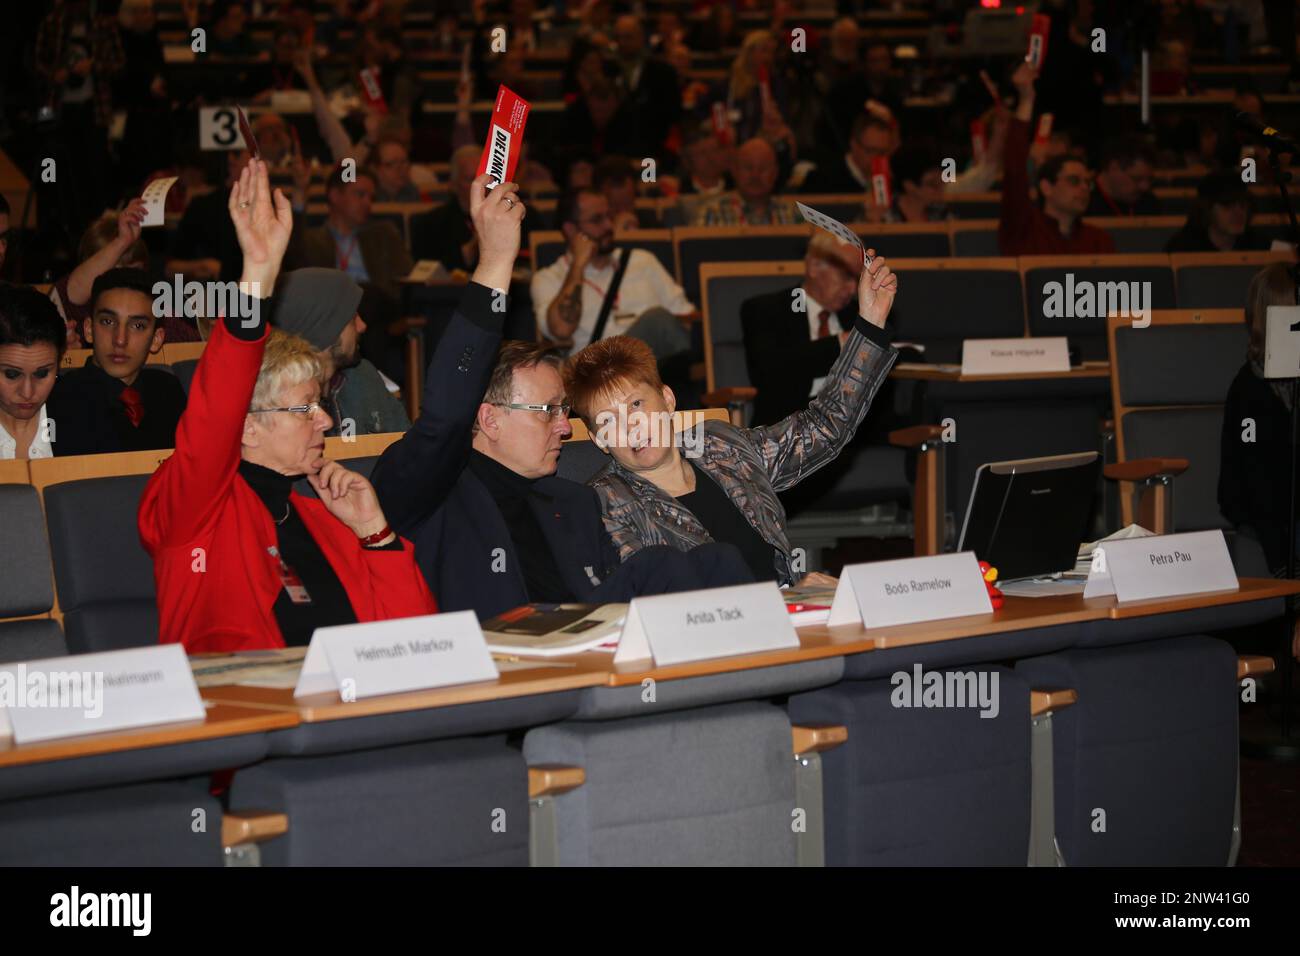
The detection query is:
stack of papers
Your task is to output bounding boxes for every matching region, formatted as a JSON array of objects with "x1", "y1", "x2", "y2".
[{"x1": 482, "y1": 604, "x2": 627, "y2": 657}]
